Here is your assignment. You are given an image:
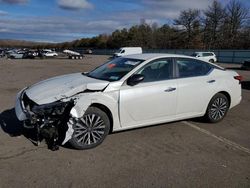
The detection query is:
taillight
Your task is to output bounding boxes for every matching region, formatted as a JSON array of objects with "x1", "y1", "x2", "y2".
[{"x1": 234, "y1": 75, "x2": 243, "y2": 84}]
